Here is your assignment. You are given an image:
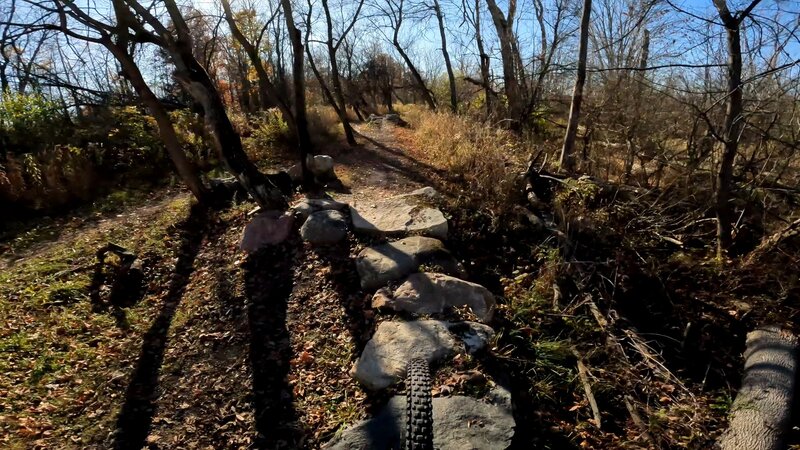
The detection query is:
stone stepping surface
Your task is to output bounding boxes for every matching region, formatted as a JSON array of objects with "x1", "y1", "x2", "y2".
[
  {"x1": 292, "y1": 198, "x2": 348, "y2": 220},
  {"x1": 323, "y1": 393, "x2": 515, "y2": 450},
  {"x1": 233, "y1": 169, "x2": 515, "y2": 447},
  {"x1": 355, "y1": 236, "x2": 465, "y2": 290},
  {"x1": 300, "y1": 210, "x2": 348, "y2": 245},
  {"x1": 349, "y1": 187, "x2": 448, "y2": 239},
  {"x1": 350, "y1": 319, "x2": 494, "y2": 391},
  {"x1": 372, "y1": 272, "x2": 496, "y2": 323}
]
